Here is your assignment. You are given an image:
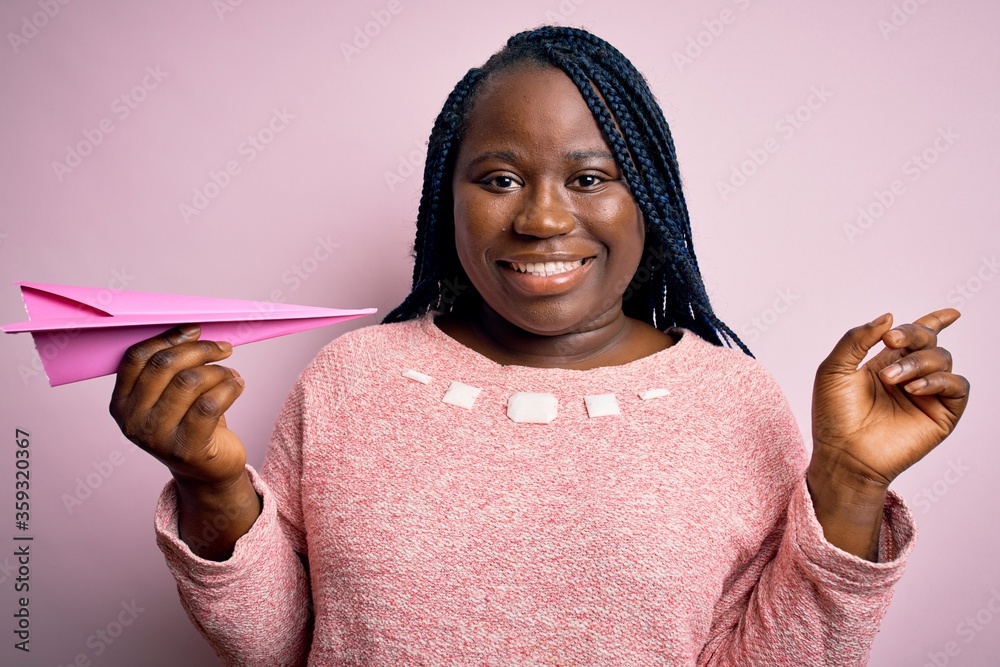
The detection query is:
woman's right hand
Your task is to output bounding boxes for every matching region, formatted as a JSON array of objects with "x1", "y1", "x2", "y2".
[{"x1": 109, "y1": 323, "x2": 247, "y2": 490}]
